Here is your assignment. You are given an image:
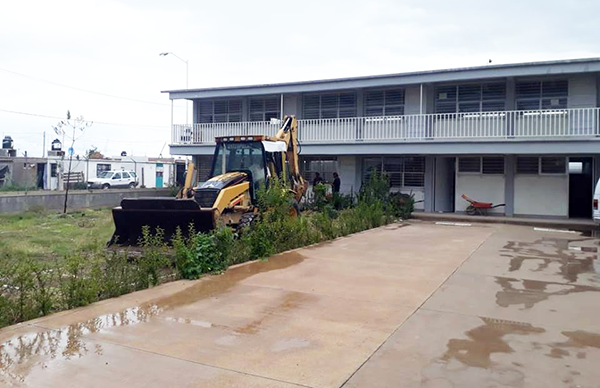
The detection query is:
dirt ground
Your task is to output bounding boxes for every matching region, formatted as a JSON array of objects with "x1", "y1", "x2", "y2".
[{"x1": 1, "y1": 221, "x2": 599, "y2": 387}]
